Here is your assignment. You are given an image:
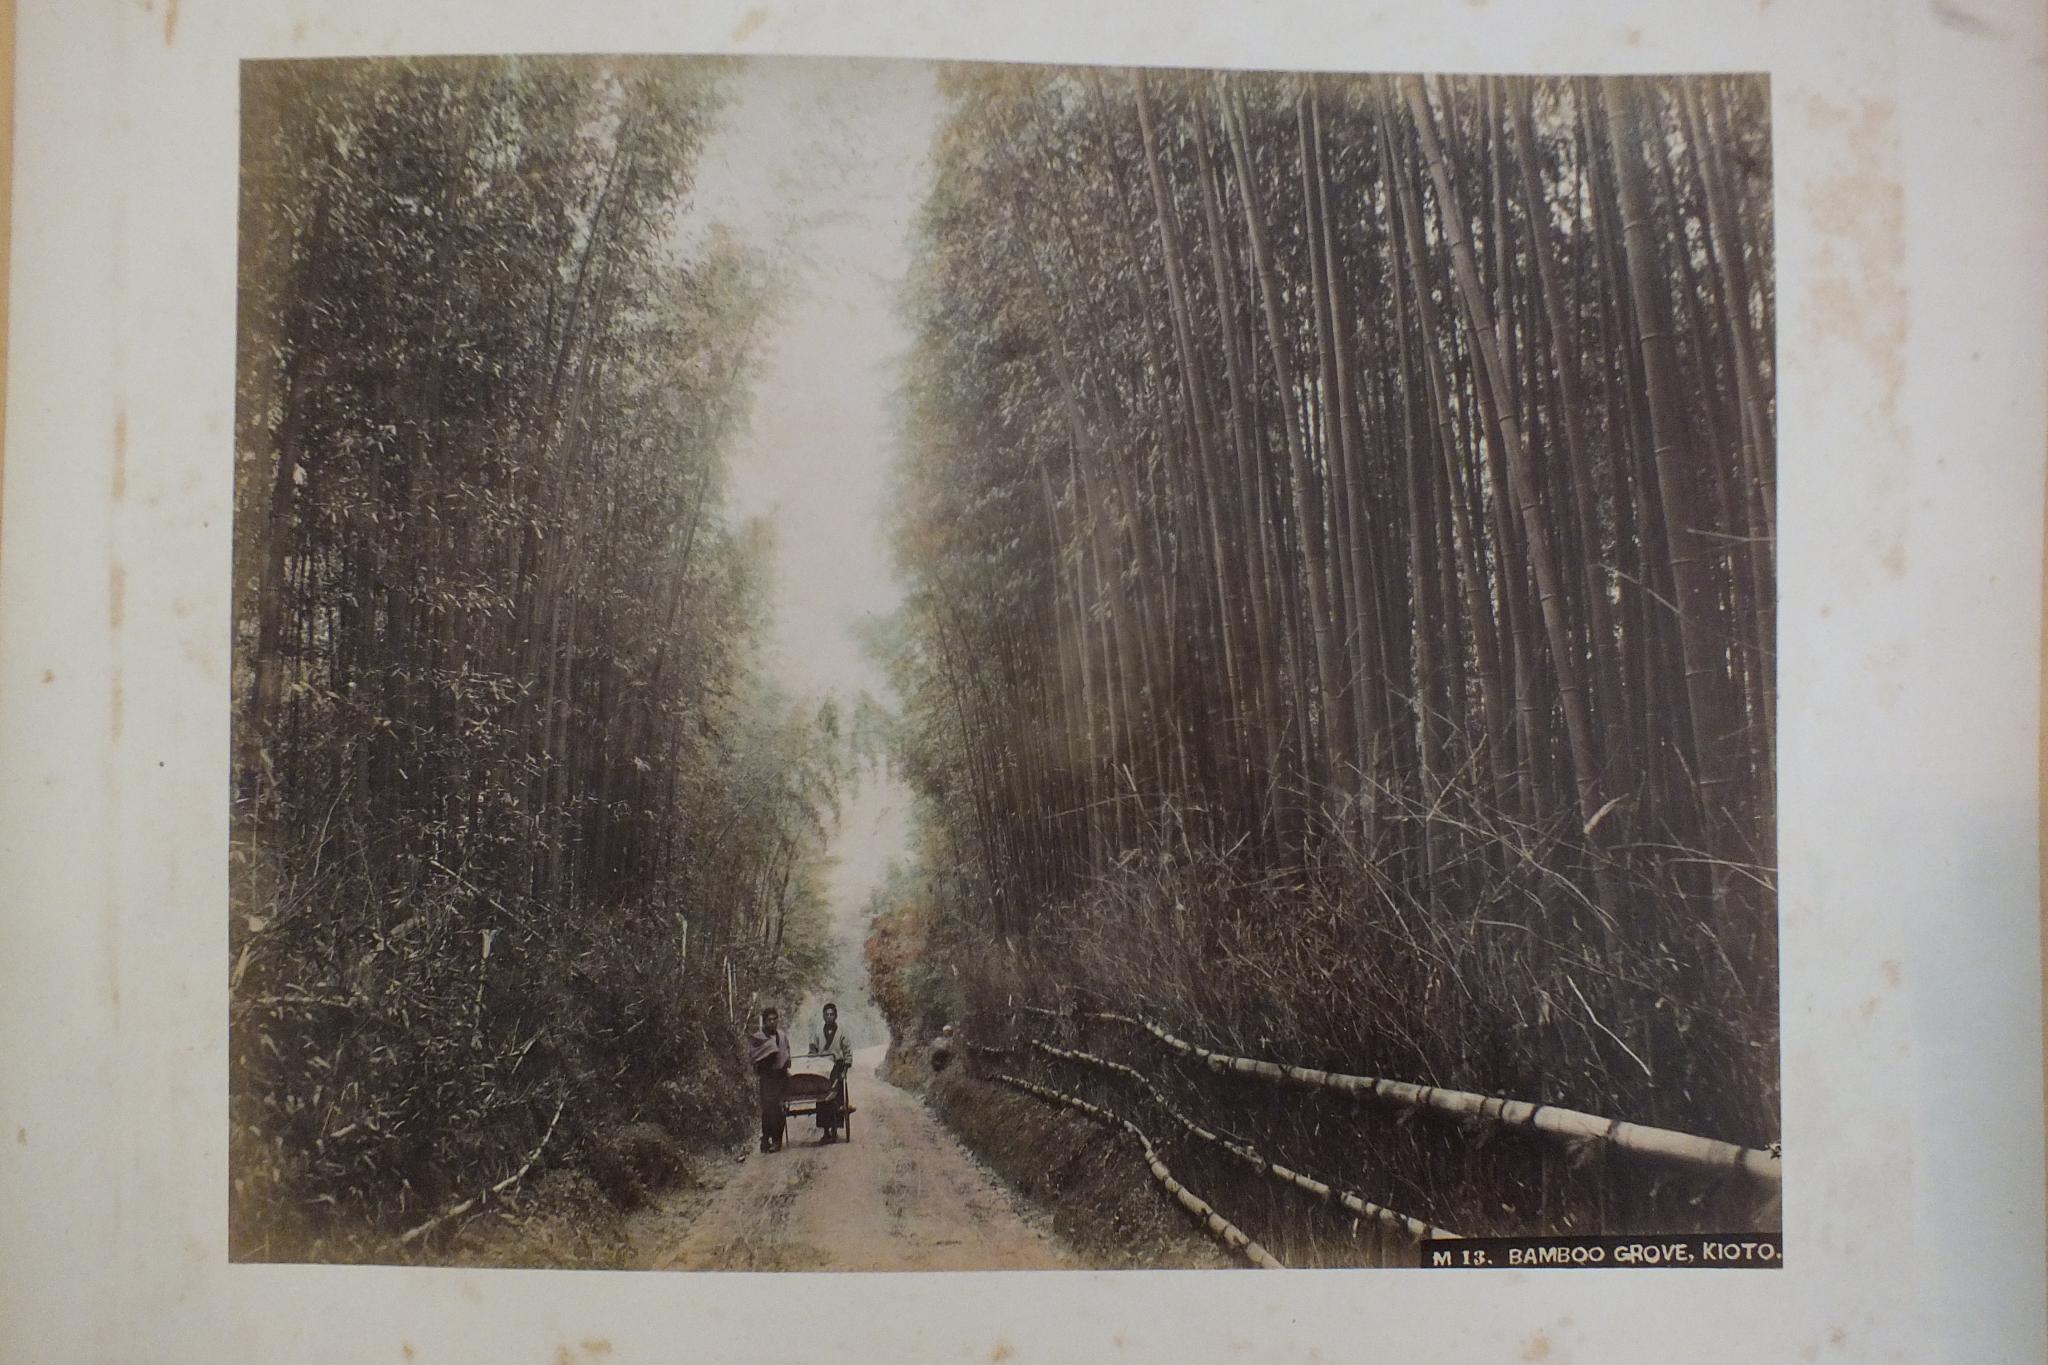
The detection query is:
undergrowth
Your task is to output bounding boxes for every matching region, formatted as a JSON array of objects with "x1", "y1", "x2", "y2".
[
  {"x1": 228, "y1": 827, "x2": 824, "y2": 1262},
  {"x1": 870, "y1": 793, "x2": 1779, "y2": 1248}
]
